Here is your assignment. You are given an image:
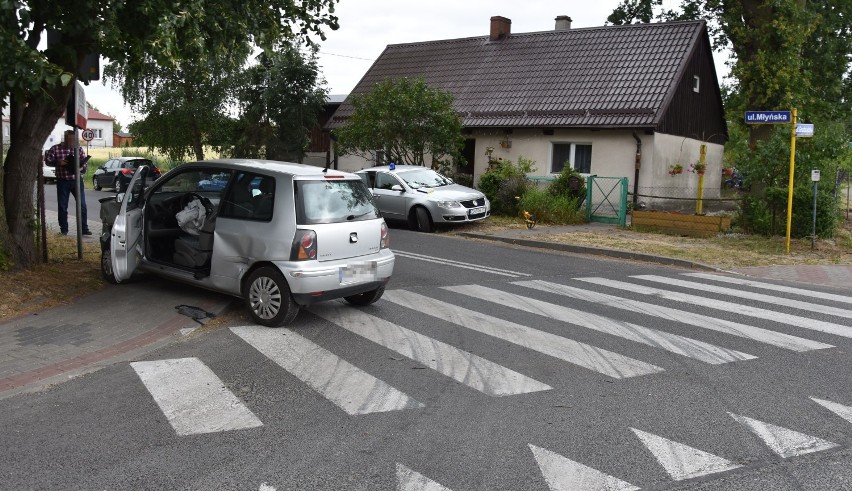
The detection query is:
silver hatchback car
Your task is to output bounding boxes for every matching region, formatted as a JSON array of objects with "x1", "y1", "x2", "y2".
[
  {"x1": 356, "y1": 164, "x2": 490, "y2": 232},
  {"x1": 100, "y1": 159, "x2": 394, "y2": 327}
]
